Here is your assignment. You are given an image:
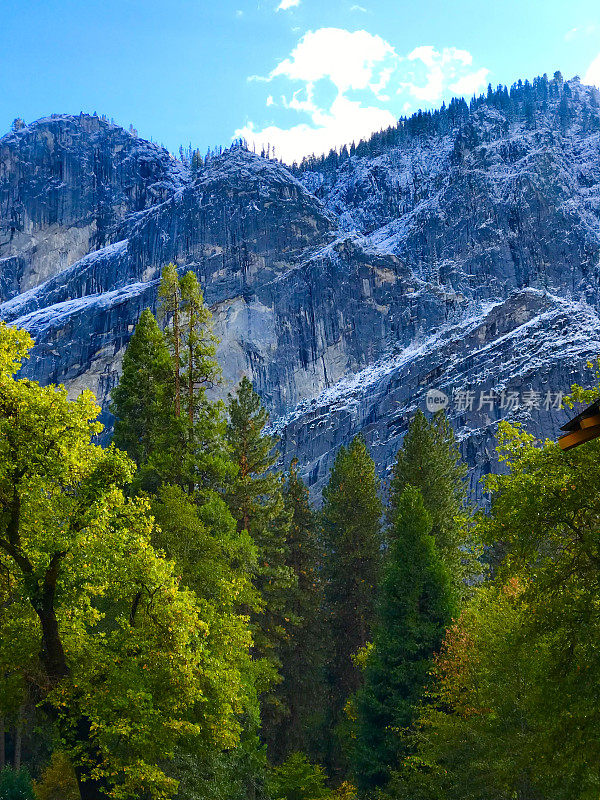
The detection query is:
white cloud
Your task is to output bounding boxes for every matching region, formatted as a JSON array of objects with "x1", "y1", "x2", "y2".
[
  {"x1": 237, "y1": 96, "x2": 396, "y2": 163},
  {"x1": 235, "y1": 9, "x2": 243, "y2": 16},
  {"x1": 236, "y1": 28, "x2": 489, "y2": 162},
  {"x1": 450, "y1": 67, "x2": 490, "y2": 96},
  {"x1": 585, "y1": 53, "x2": 600, "y2": 88},
  {"x1": 565, "y1": 23, "x2": 597, "y2": 41},
  {"x1": 277, "y1": 0, "x2": 301, "y2": 10},
  {"x1": 400, "y1": 46, "x2": 487, "y2": 103},
  {"x1": 351, "y1": 4, "x2": 368, "y2": 11},
  {"x1": 268, "y1": 28, "x2": 396, "y2": 93}
]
